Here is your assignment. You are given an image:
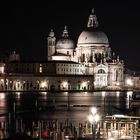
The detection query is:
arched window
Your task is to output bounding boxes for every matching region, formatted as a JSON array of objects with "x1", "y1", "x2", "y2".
[
  {"x1": 81, "y1": 53, "x2": 85, "y2": 62},
  {"x1": 97, "y1": 69, "x2": 105, "y2": 74},
  {"x1": 67, "y1": 51, "x2": 69, "y2": 55}
]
